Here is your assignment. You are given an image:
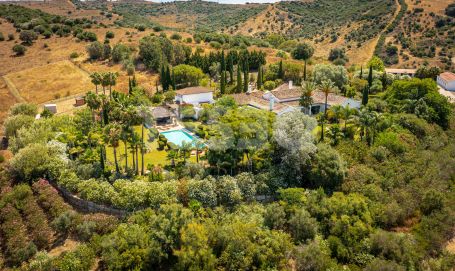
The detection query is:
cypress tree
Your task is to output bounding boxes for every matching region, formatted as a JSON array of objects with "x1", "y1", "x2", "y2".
[
  {"x1": 362, "y1": 85, "x2": 369, "y2": 105},
  {"x1": 236, "y1": 64, "x2": 242, "y2": 93},
  {"x1": 257, "y1": 64, "x2": 263, "y2": 90},
  {"x1": 166, "y1": 66, "x2": 172, "y2": 91},
  {"x1": 278, "y1": 60, "x2": 284, "y2": 80},
  {"x1": 128, "y1": 77, "x2": 133, "y2": 94},
  {"x1": 220, "y1": 51, "x2": 226, "y2": 94},
  {"x1": 243, "y1": 58, "x2": 249, "y2": 93},
  {"x1": 368, "y1": 65, "x2": 373, "y2": 88},
  {"x1": 228, "y1": 53, "x2": 234, "y2": 84},
  {"x1": 160, "y1": 66, "x2": 166, "y2": 91},
  {"x1": 360, "y1": 65, "x2": 363, "y2": 79},
  {"x1": 132, "y1": 75, "x2": 137, "y2": 87},
  {"x1": 172, "y1": 69, "x2": 176, "y2": 90}
]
